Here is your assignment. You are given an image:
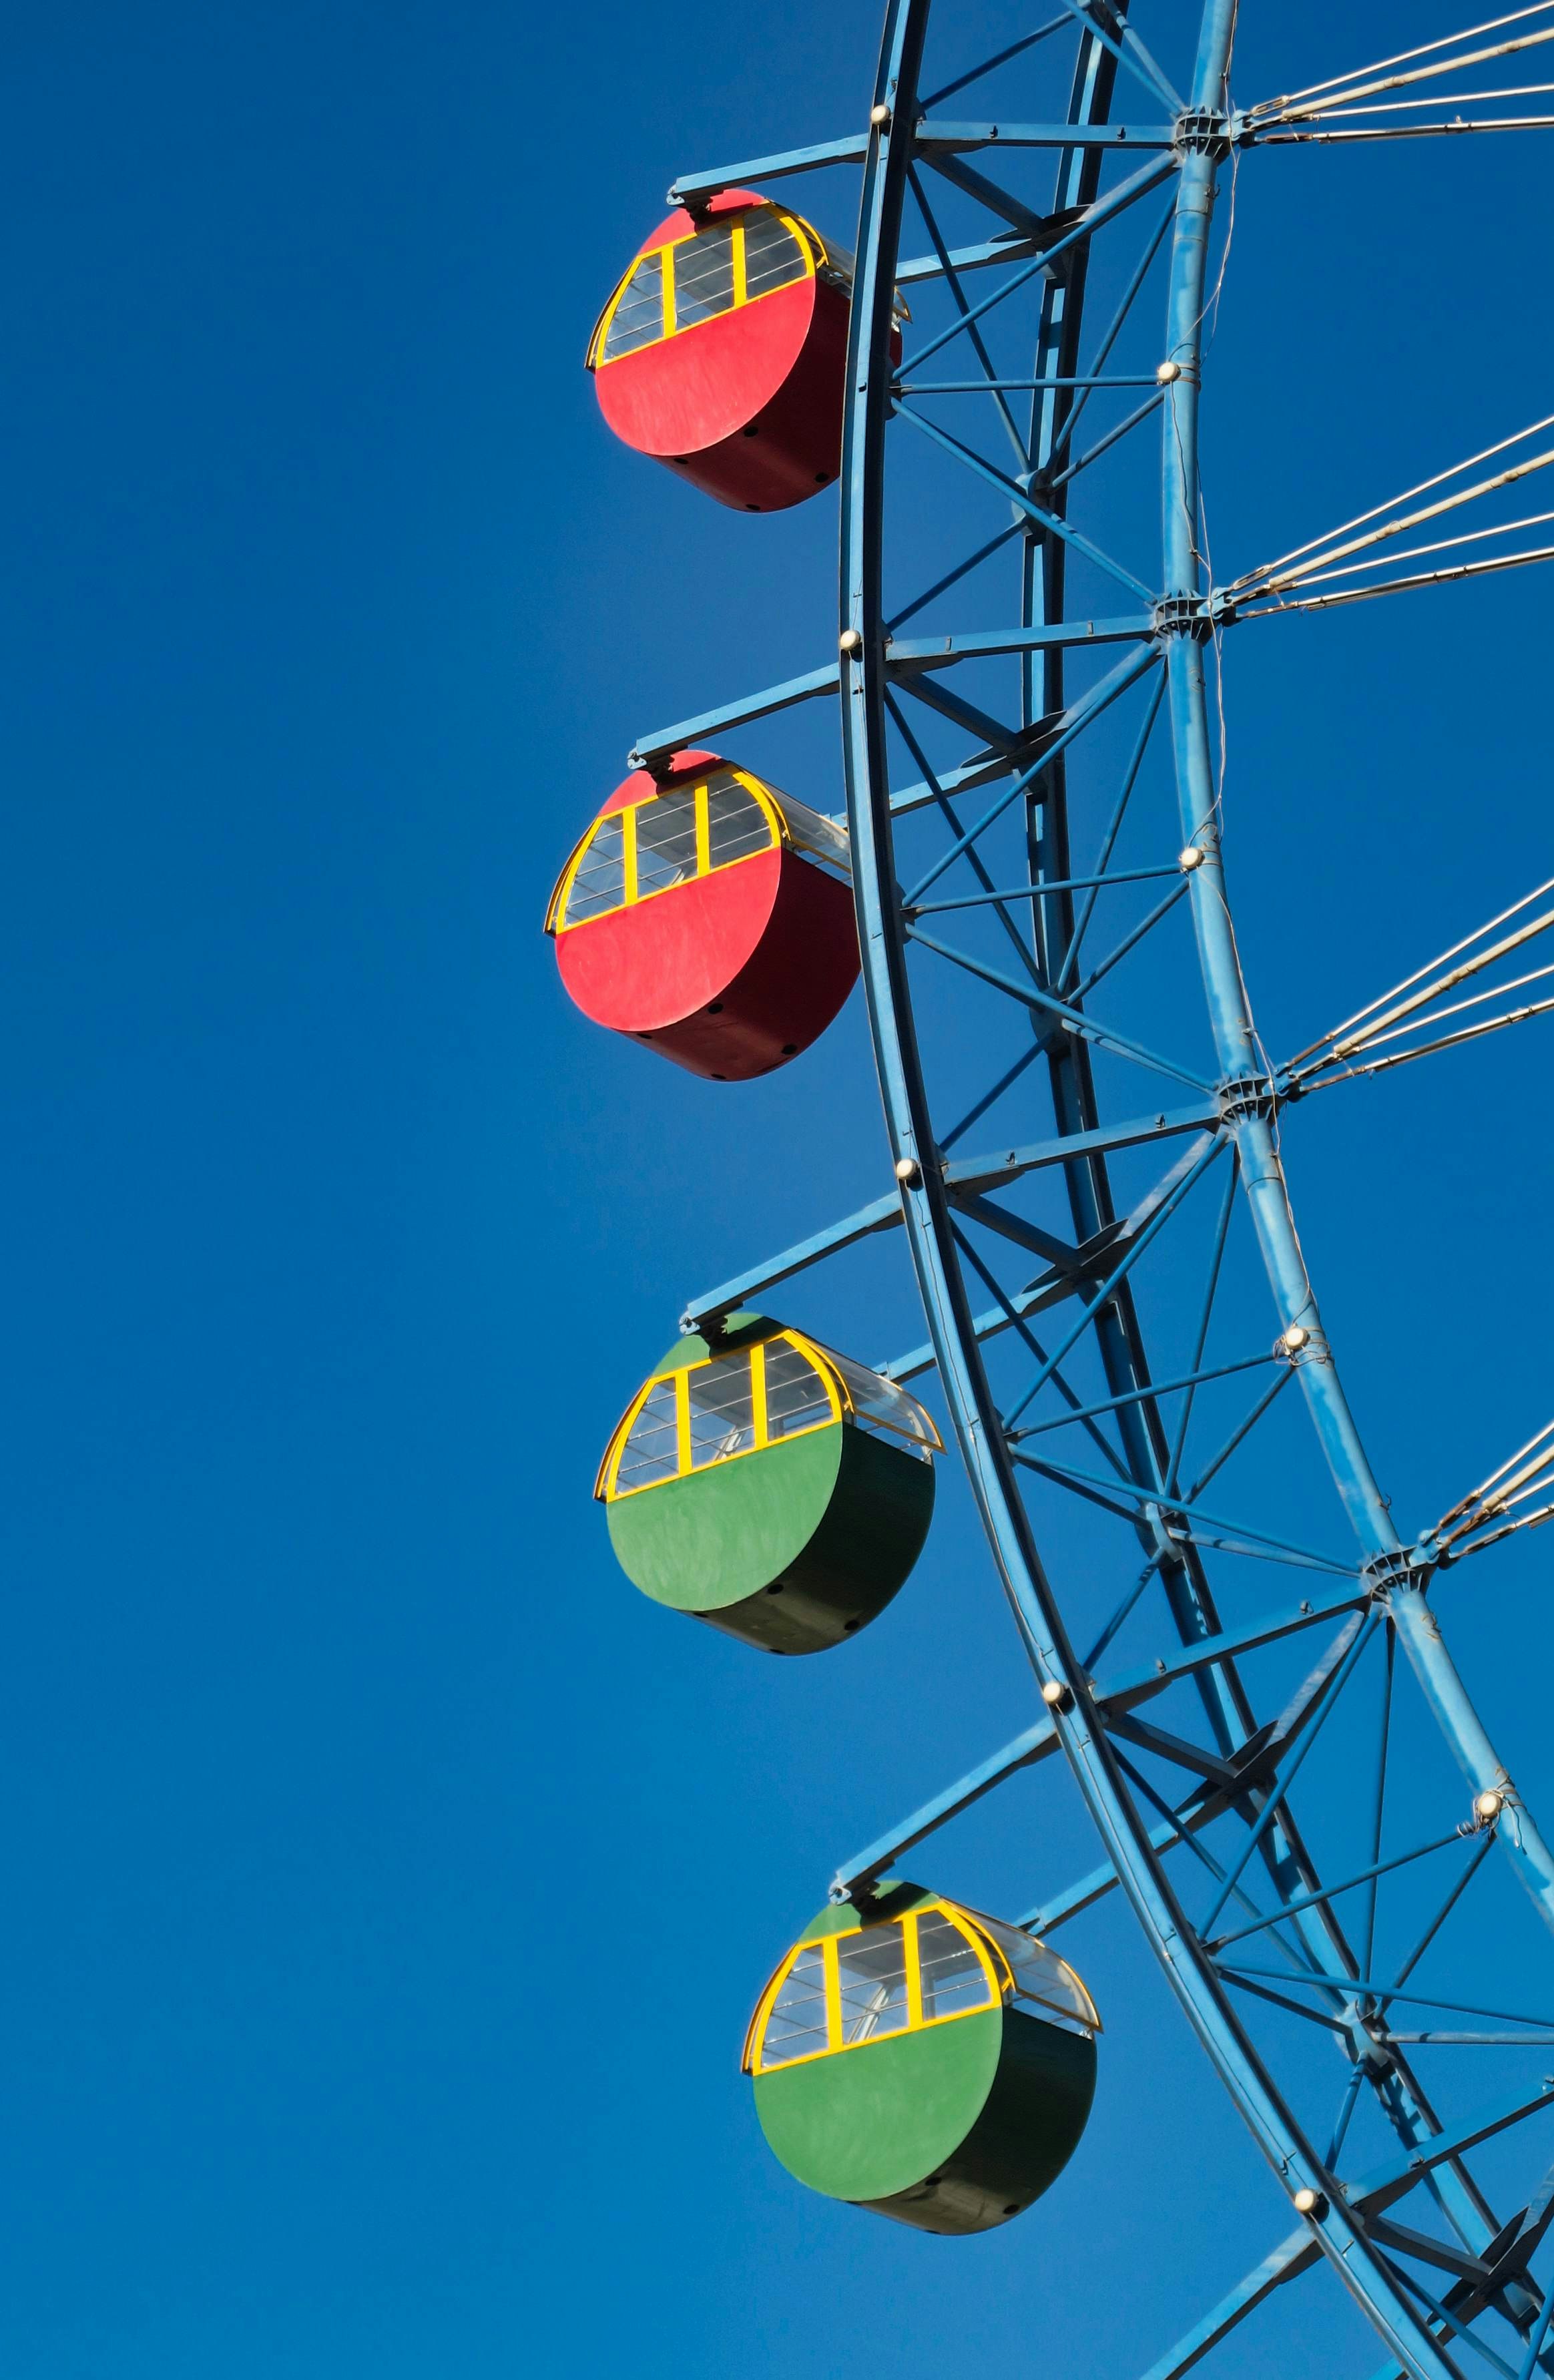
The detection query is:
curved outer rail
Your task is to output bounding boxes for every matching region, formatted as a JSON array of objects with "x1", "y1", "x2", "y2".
[{"x1": 836, "y1": 0, "x2": 1552, "y2": 2368}]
